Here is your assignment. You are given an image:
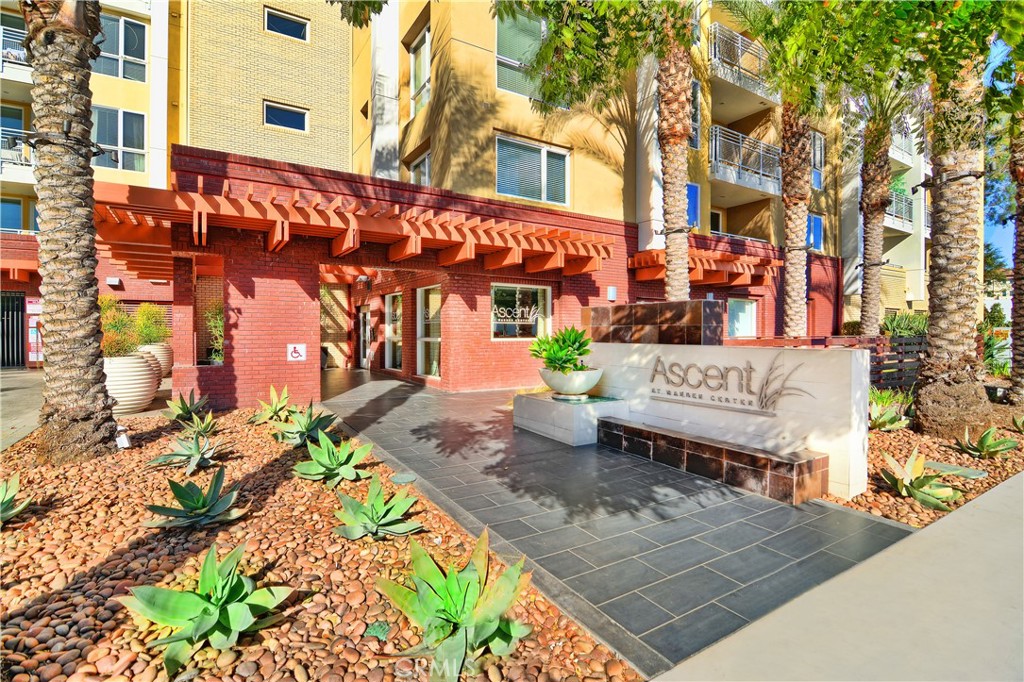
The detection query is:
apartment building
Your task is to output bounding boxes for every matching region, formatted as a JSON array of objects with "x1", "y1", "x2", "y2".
[{"x1": 0, "y1": 0, "x2": 171, "y2": 368}]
